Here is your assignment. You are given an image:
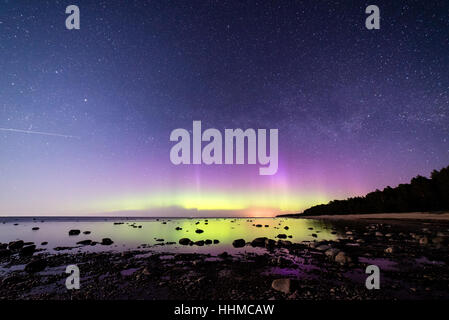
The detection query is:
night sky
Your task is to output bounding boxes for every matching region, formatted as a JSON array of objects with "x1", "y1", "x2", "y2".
[{"x1": 1, "y1": 0, "x2": 448, "y2": 216}]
